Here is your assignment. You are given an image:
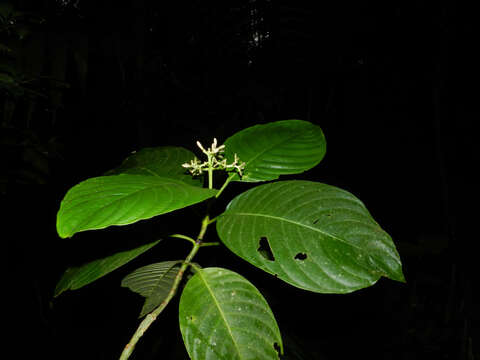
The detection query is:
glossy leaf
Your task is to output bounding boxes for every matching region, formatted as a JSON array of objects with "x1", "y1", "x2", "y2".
[
  {"x1": 216, "y1": 180, "x2": 405, "y2": 294},
  {"x1": 106, "y1": 146, "x2": 201, "y2": 186},
  {"x1": 56, "y1": 174, "x2": 216, "y2": 238},
  {"x1": 54, "y1": 240, "x2": 161, "y2": 297},
  {"x1": 224, "y1": 120, "x2": 326, "y2": 182},
  {"x1": 121, "y1": 261, "x2": 182, "y2": 318},
  {"x1": 179, "y1": 267, "x2": 283, "y2": 360}
]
